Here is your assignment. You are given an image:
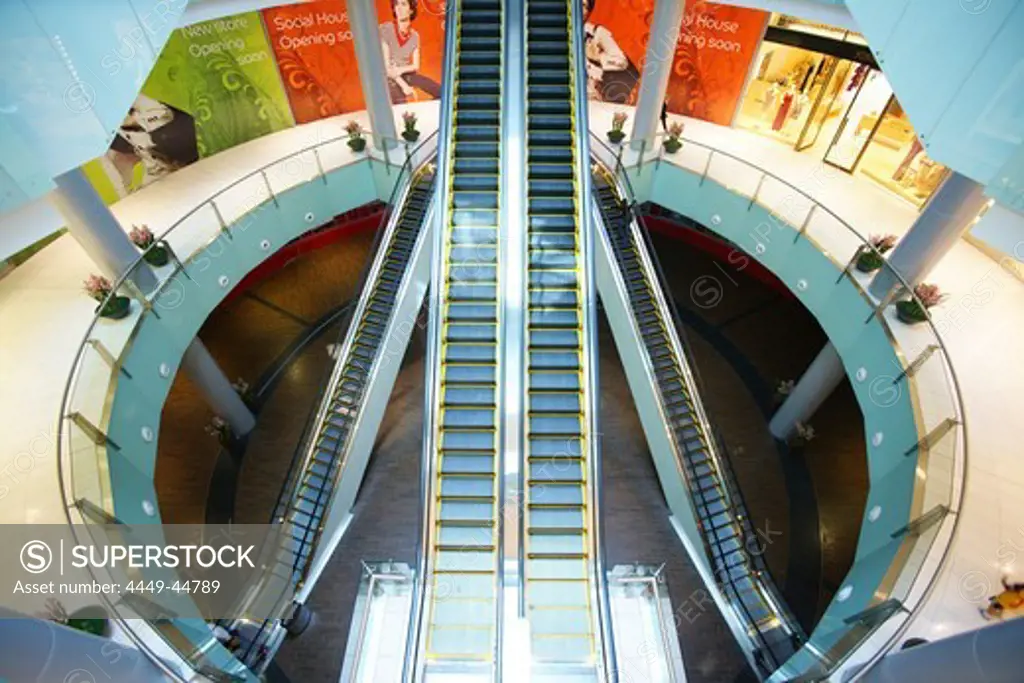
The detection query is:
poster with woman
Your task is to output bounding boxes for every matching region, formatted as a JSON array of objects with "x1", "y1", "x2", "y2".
[
  {"x1": 582, "y1": 0, "x2": 651, "y2": 104},
  {"x1": 375, "y1": 0, "x2": 445, "y2": 103}
]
